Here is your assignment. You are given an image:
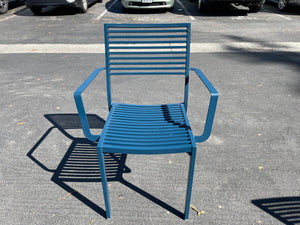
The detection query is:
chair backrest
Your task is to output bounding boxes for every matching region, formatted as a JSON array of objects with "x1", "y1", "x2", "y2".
[{"x1": 104, "y1": 23, "x2": 191, "y2": 111}]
